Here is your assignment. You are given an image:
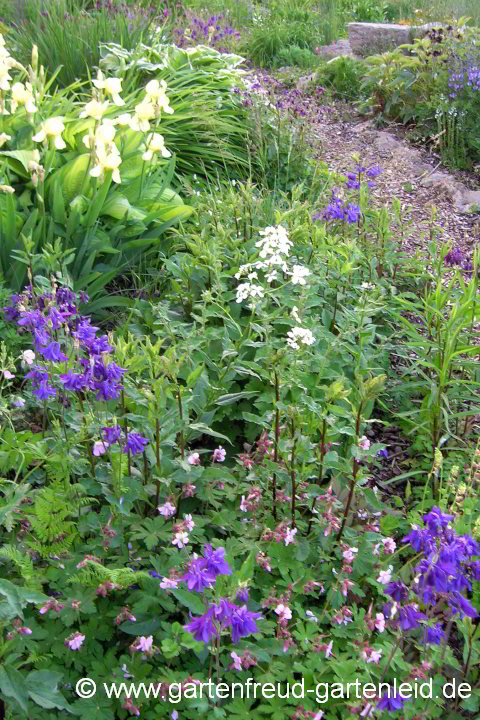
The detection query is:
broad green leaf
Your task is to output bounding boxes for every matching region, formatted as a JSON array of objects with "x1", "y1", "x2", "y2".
[
  {"x1": 171, "y1": 589, "x2": 206, "y2": 615},
  {"x1": 0, "y1": 579, "x2": 23, "y2": 618},
  {"x1": 0, "y1": 666, "x2": 29, "y2": 714},
  {"x1": 27, "y1": 670, "x2": 72, "y2": 712}
]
